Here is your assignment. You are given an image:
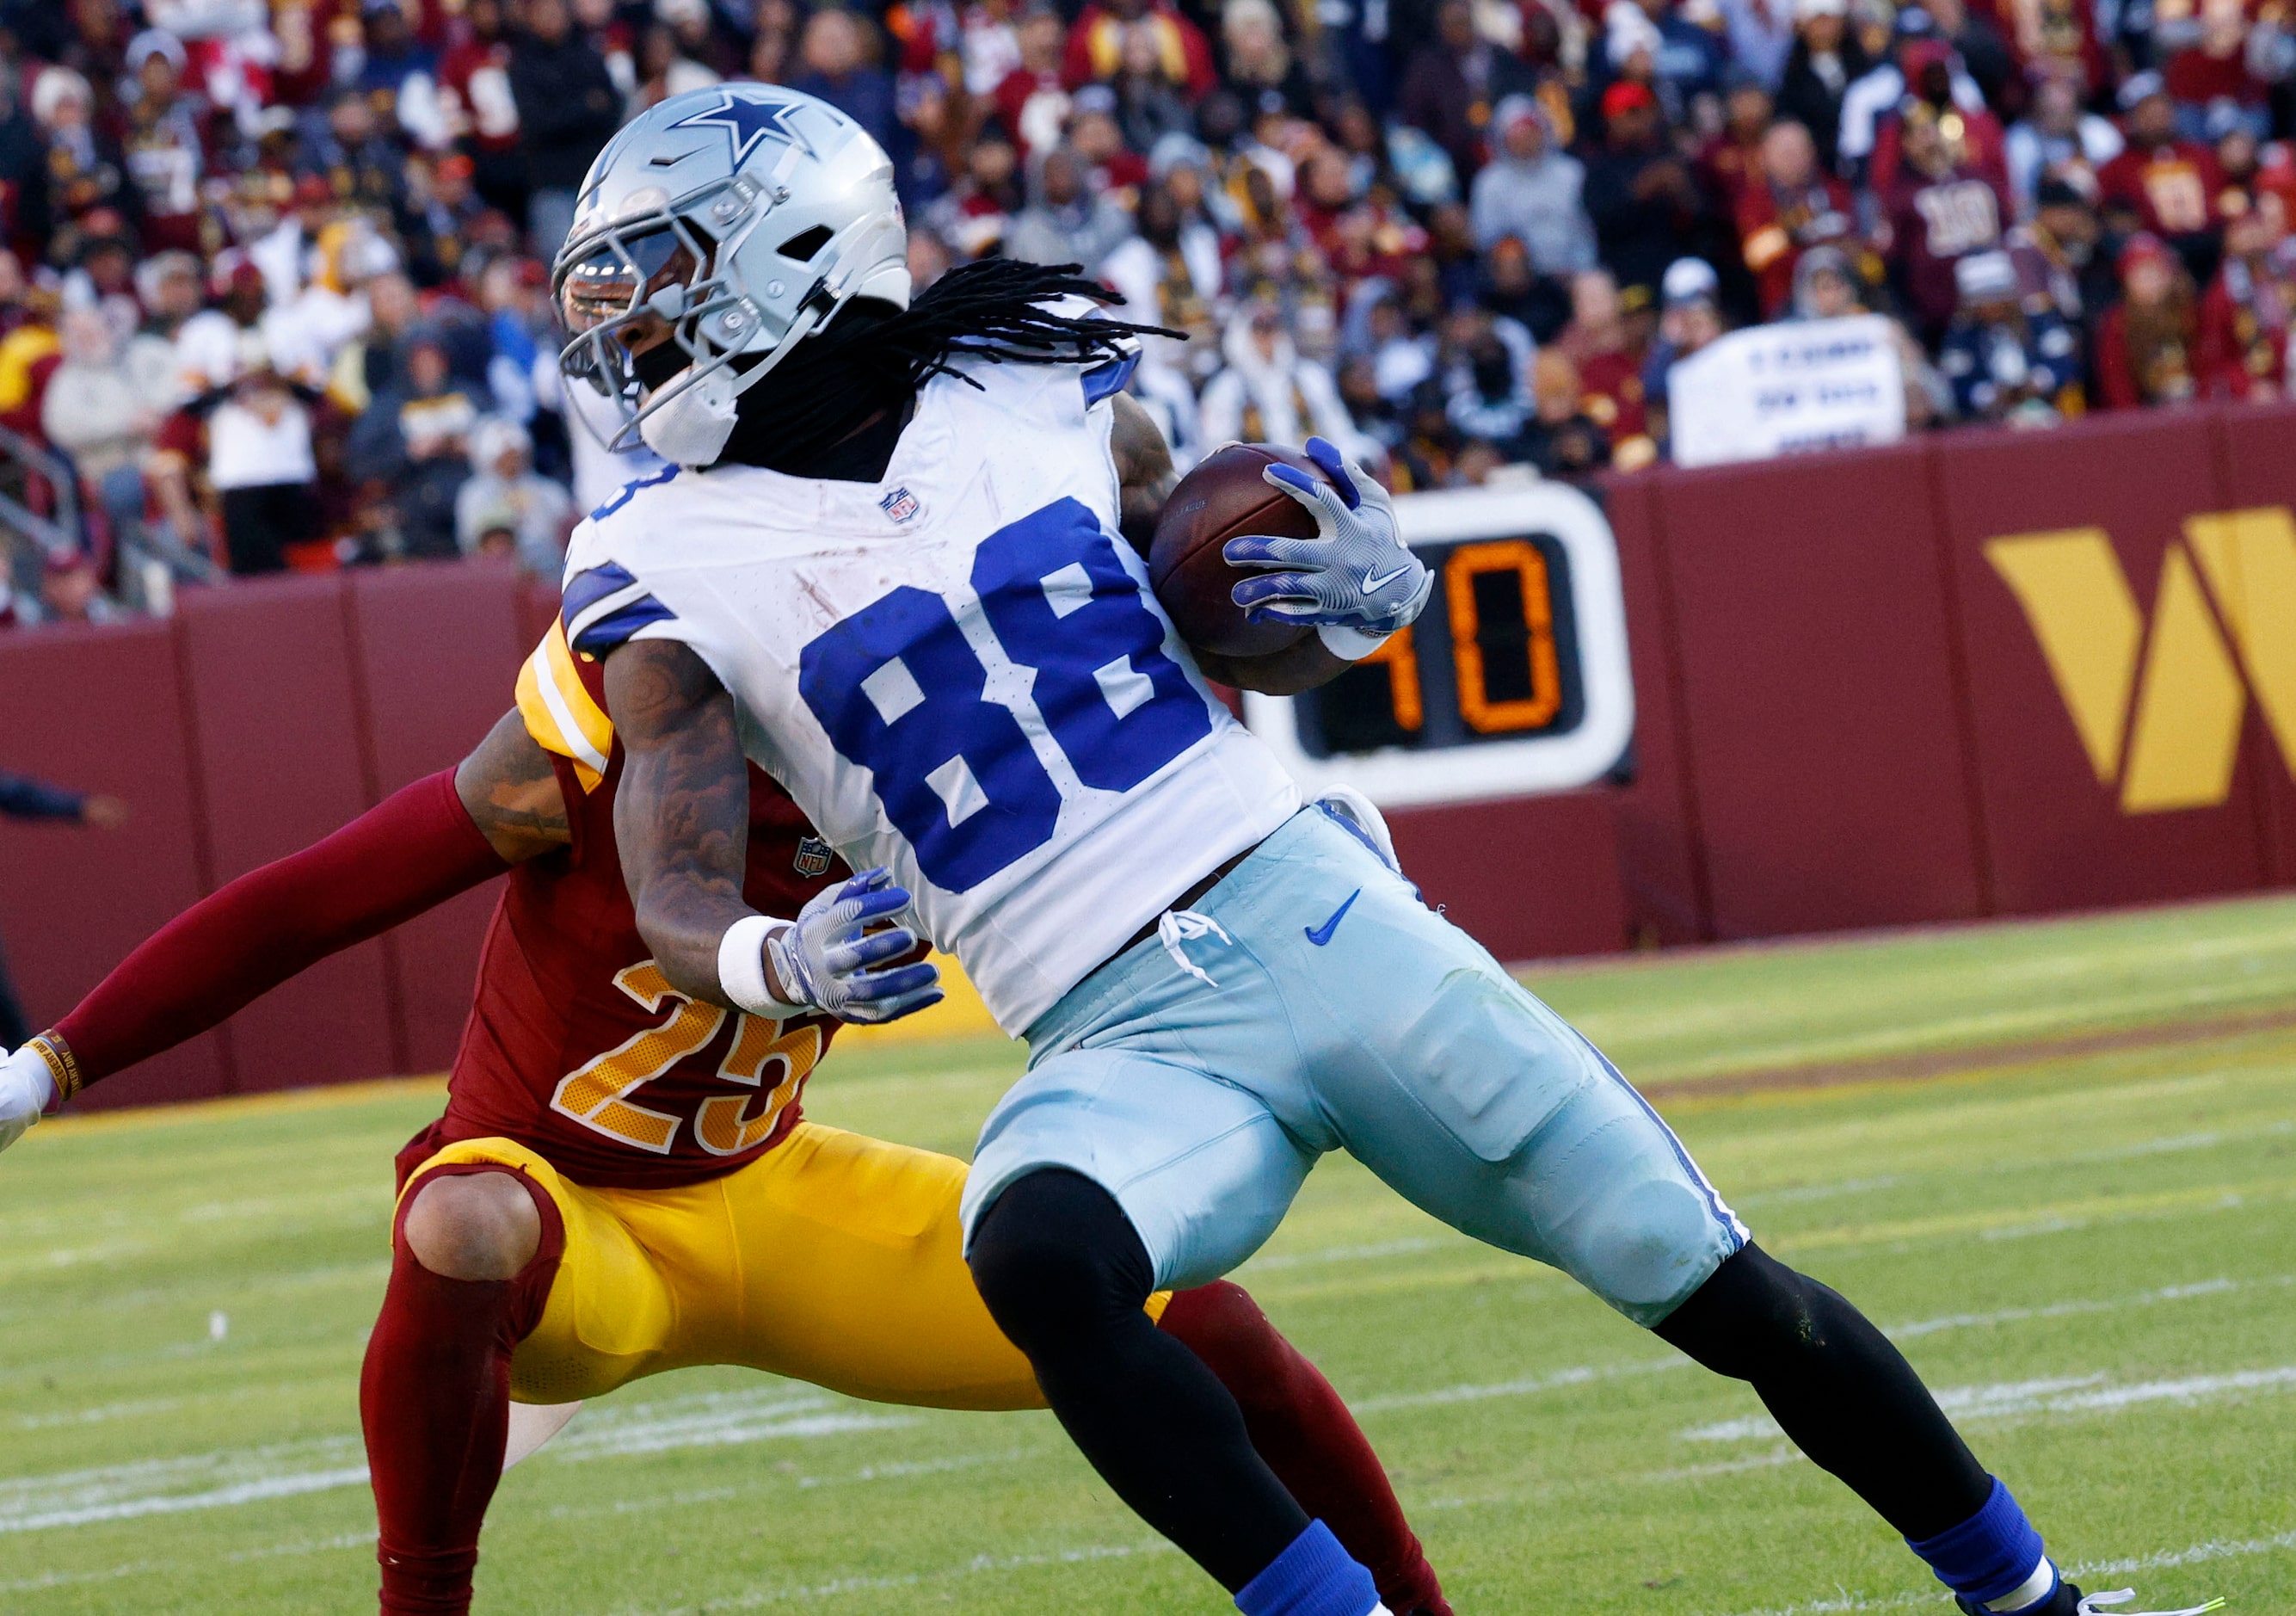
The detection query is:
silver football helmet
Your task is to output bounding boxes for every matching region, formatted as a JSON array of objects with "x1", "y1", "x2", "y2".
[{"x1": 551, "y1": 83, "x2": 909, "y2": 465}]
